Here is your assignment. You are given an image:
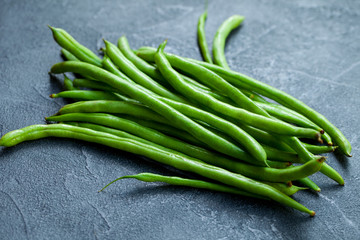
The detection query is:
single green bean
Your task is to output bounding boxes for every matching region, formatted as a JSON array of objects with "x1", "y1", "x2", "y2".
[
  {"x1": 63, "y1": 75, "x2": 78, "y2": 91},
  {"x1": 197, "y1": 9, "x2": 213, "y2": 63},
  {"x1": 100, "y1": 173, "x2": 266, "y2": 199},
  {"x1": 49, "y1": 26, "x2": 102, "y2": 67},
  {"x1": 50, "y1": 90, "x2": 122, "y2": 101},
  {"x1": 58, "y1": 100, "x2": 168, "y2": 124},
  {"x1": 61, "y1": 48, "x2": 79, "y2": 61},
  {"x1": 263, "y1": 182, "x2": 307, "y2": 196},
  {"x1": 0, "y1": 124, "x2": 316, "y2": 215},
  {"x1": 295, "y1": 177, "x2": 321, "y2": 192},
  {"x1": 73, "y1": 78, "x2": 120, "y2": 92},
  {"x1": 213, "y1": 15, "x2": 244, "y2": 69}
]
